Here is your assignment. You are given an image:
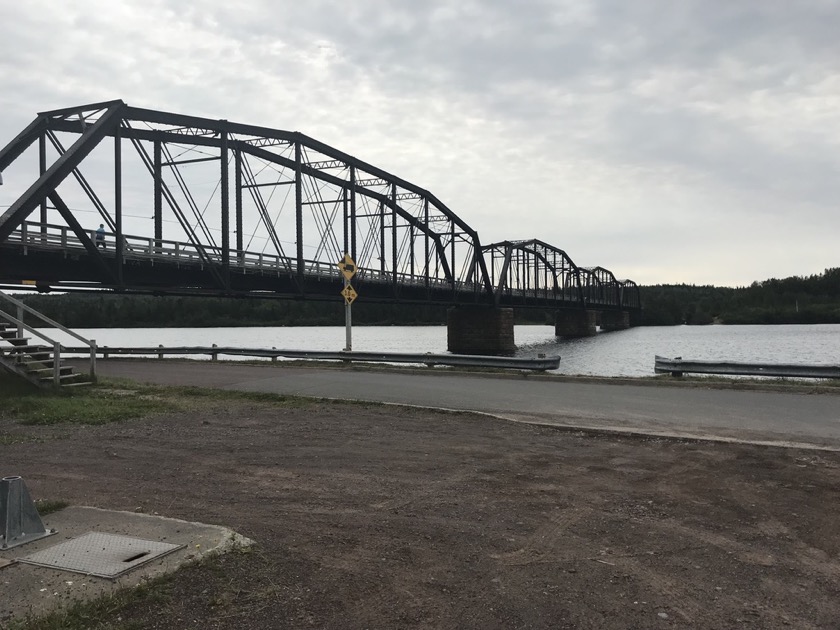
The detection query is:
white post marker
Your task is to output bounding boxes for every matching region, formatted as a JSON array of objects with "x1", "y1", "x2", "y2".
[{"x1": 338, "y1": 253, "x2": 358, "y2": 351}]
